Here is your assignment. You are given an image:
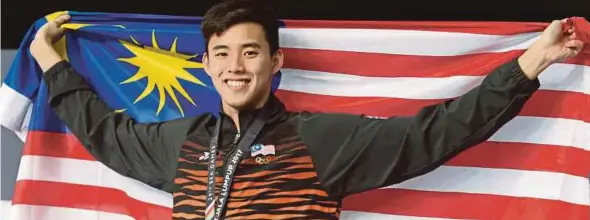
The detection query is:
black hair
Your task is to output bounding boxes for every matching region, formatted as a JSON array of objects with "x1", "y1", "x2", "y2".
[{"x1": 201, "y1": 0, "x2": 279, "y2": 54}]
